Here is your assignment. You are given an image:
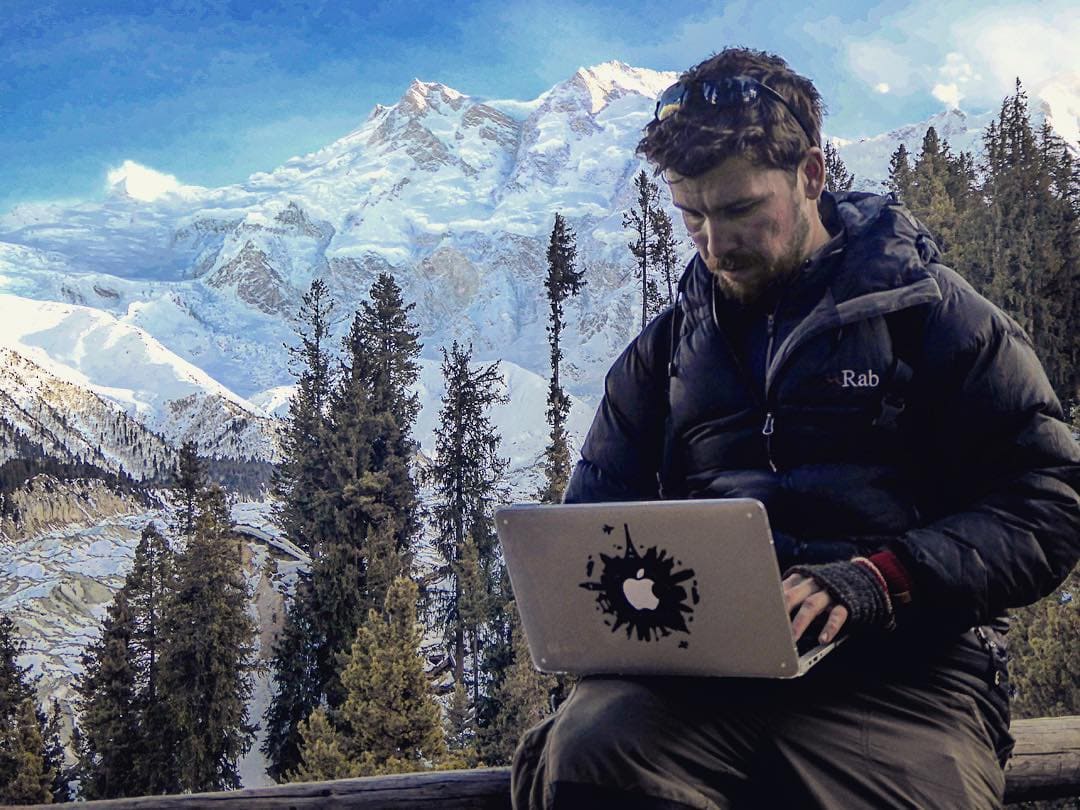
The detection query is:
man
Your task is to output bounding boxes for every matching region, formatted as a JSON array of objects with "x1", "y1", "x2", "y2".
[{"x1": 511, "y1": 48, "x2": 1080, "y2": 809}]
